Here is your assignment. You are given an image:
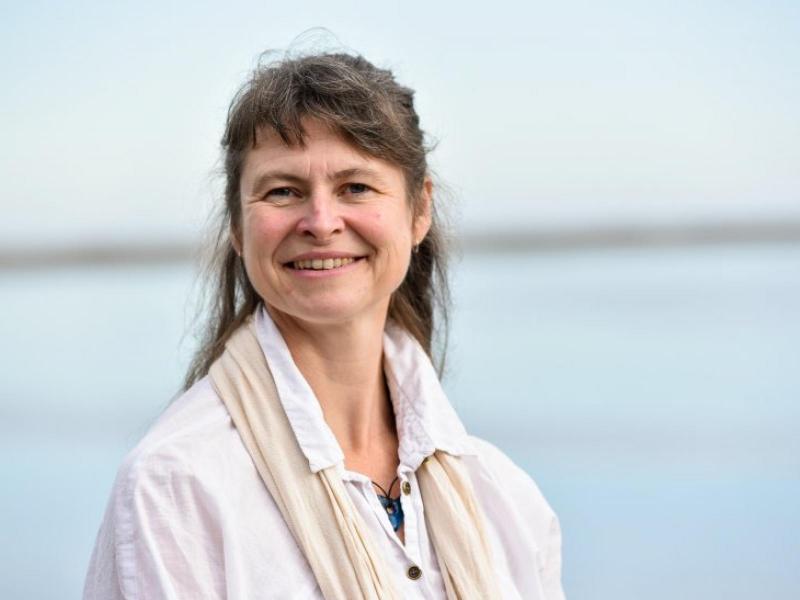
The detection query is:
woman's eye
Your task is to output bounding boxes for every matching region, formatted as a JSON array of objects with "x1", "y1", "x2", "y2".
[
  {"x1": 343, "y1": 183, "x2": 370, "y2": 195},
  {"x1": 263, "y1": 187, "x2": 299, "y2": 204},
  {"x1": 266, "y1": 187, "x2": 294, "y2": 198}
]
